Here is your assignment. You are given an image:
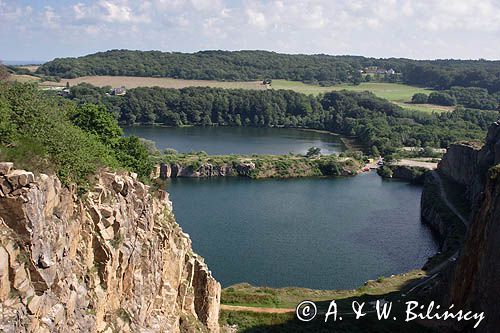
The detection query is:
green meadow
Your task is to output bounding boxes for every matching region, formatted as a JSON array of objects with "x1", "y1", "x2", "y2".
[{"x1": 271, "y1": 80, "x2": 449, "y2": 113}]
